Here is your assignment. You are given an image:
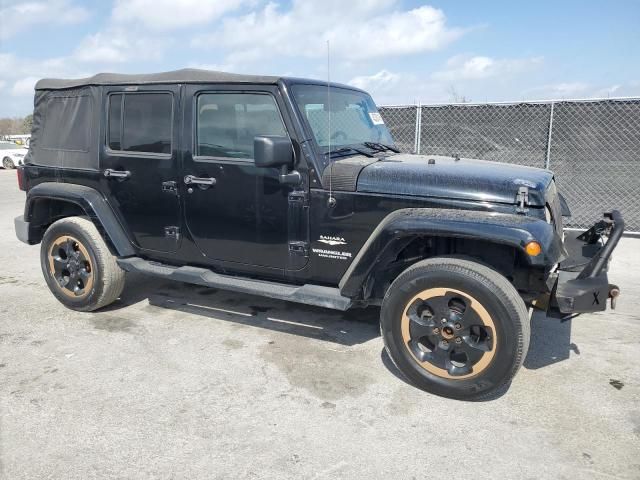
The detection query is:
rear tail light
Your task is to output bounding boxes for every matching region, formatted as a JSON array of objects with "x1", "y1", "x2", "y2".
[{"x1": 16, "y1": 167, "x2": 26, "y2": 191}]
